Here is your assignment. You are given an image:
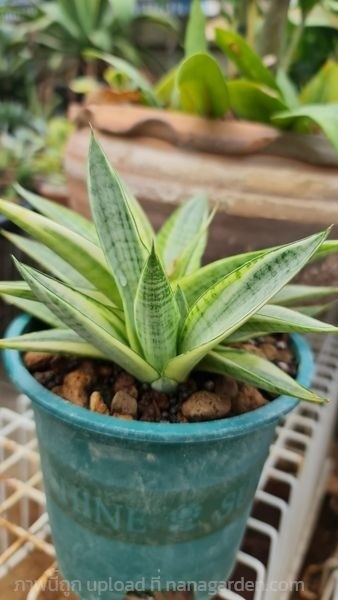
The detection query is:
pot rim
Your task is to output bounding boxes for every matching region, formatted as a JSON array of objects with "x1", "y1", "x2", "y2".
[{"x1": 3, "y1": 314, "x2": 314, "y2": 444}]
